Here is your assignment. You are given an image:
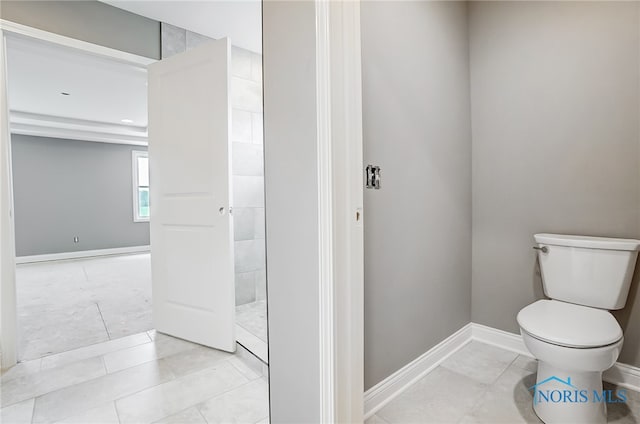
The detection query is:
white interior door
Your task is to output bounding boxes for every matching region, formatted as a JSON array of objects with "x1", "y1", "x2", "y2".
[{"x1": 148, "y1": 39, "x2": 235, "y2": 352}]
